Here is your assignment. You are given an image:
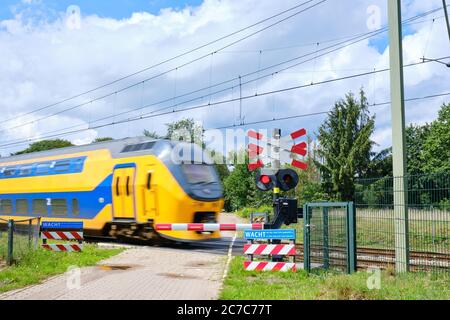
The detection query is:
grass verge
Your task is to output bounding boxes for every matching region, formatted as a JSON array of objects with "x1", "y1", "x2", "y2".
[
  {"x1": 0, "y1": 244, "x2": 123, "y2": 293},
  {"x1": 220, "y1": 256, "x2": 450, "y2": 300}
]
